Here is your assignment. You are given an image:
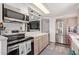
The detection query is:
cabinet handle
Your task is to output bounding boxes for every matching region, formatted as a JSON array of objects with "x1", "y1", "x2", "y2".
[
  {"x1": 21, "y1": 51, "x2": 24, "y2": 54},
  {"x1": 28, "y1": 48, "x2": 30, "y2": 50}
]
